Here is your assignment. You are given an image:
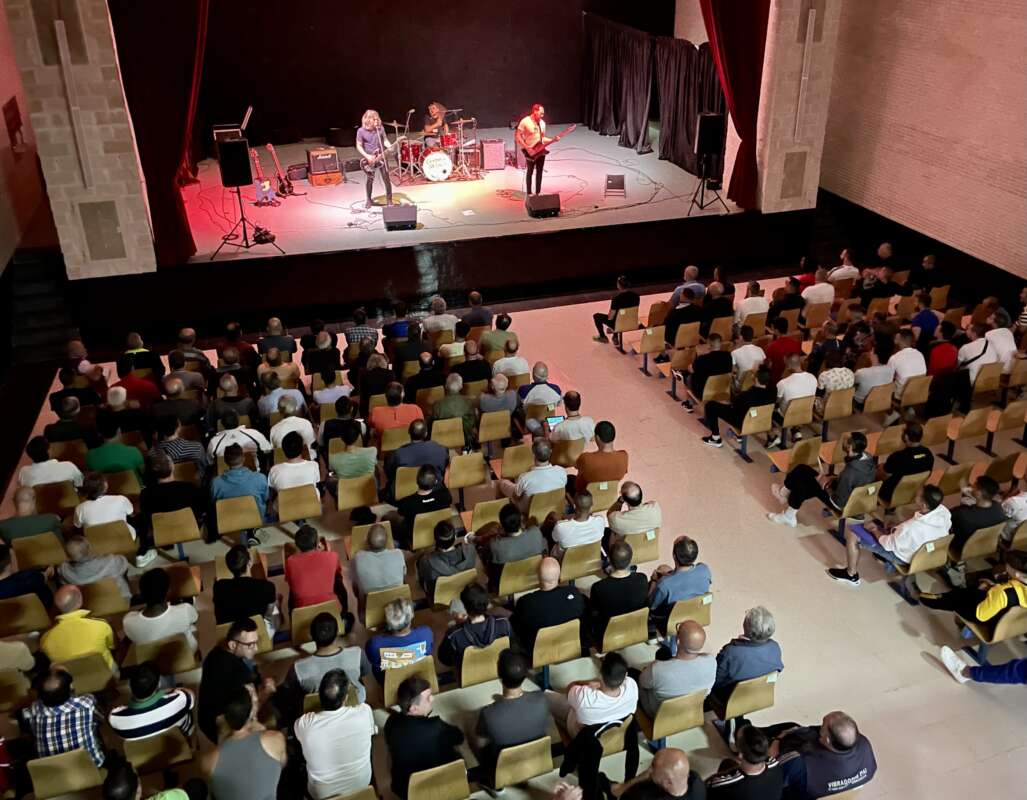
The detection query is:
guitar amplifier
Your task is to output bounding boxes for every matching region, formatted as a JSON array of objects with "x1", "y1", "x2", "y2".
[
  {"x1": 307, "y1": 147, "x2": 342, "y2": 186},
  {"x1": 481, "y1": 138, "x2": 505, "y2": 171},
  {"x1": 287, "y1": 163, "x2": 308, "y2": 181}
]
